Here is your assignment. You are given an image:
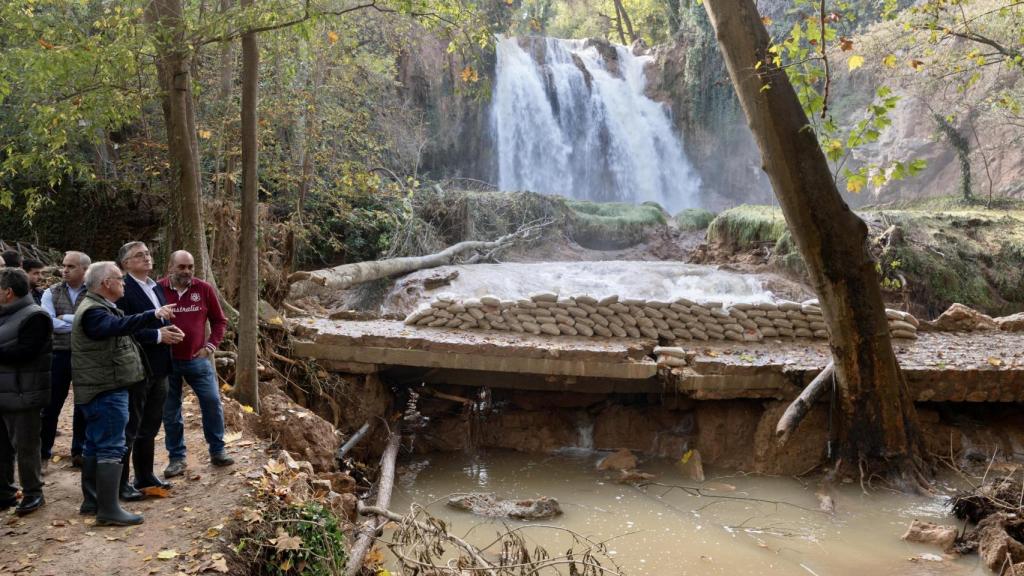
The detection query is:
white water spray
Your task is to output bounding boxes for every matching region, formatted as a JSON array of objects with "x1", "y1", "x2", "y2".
[{"x1": 491, "y1": 37, "x2": 701, "y2": 213}]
